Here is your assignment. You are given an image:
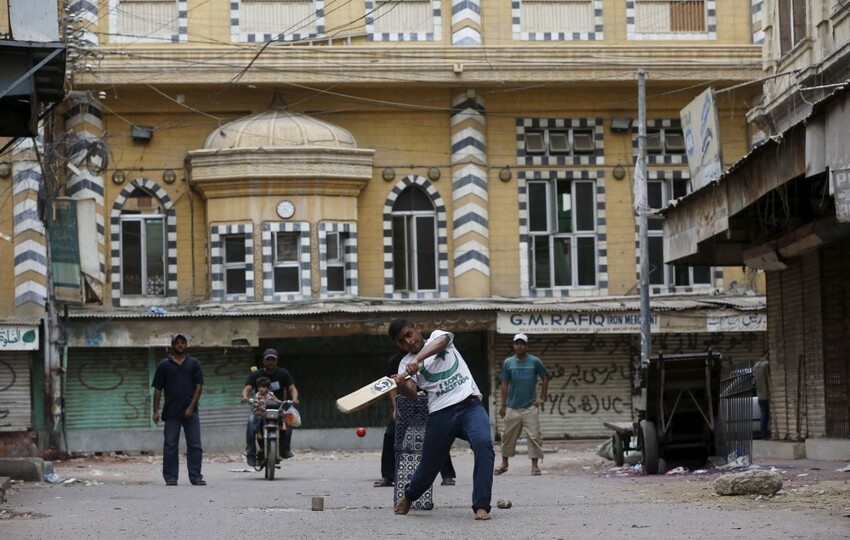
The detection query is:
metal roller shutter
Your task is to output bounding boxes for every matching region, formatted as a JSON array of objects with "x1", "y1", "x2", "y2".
[
  {"x1": 801, "y1": 250, "x2": 825, "y2": 437},
  {"x1": 492, "y1": 334, "x2": 633, "y2": 439},
  {"x1": 0, "y1": 352, "x2": 32, "y2": 431},
  {"x1": 65, "y1": 348, "x2": 151, "y2": 430},
  {"x1": 188, "y1": 348, "x2": 255, "y2": 428},
  {"x1": 821, "y1": 242, "x2": 850, "y2": 438},
  {"x1": 768, "y1": 259, "x2": 807, "y2": 441}
]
